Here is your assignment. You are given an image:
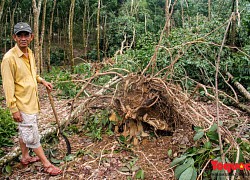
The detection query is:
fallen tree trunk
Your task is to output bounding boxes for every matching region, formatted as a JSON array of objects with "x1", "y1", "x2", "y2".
[
  {"x1": 0, "y1": 126, "x2": 56, "y2": 167},
  {"x1": 226, "y1": 72, "x2": 250, "y2": 101},
  {"x1": 232, "y1": 102, "x2": 250, "y2": 115}
]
